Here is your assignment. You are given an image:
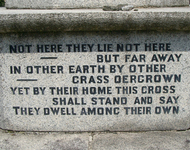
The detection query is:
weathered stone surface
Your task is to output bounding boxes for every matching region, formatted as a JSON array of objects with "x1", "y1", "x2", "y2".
[
  {"x1": 1, "y1": 7, "x2": 190, "y2": 33},
  {"x1": 0, "y1": 6, "x2": 190, "y2": 132},
  {"x1": 91, "y1": 131, "x2": 190, "y2": 150},
  {"x1": 0, "y1": 31, "x2": 190, "y2": 131},
  {"x1": 0, "y1": 130, "x2": 189, "y2": 150},
  {"x1": 0, "y1": 129, "x2": 89, "y2": 150},
  {"x1": 5, "y1": 0, "x2": 189, "y2": 9}
]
